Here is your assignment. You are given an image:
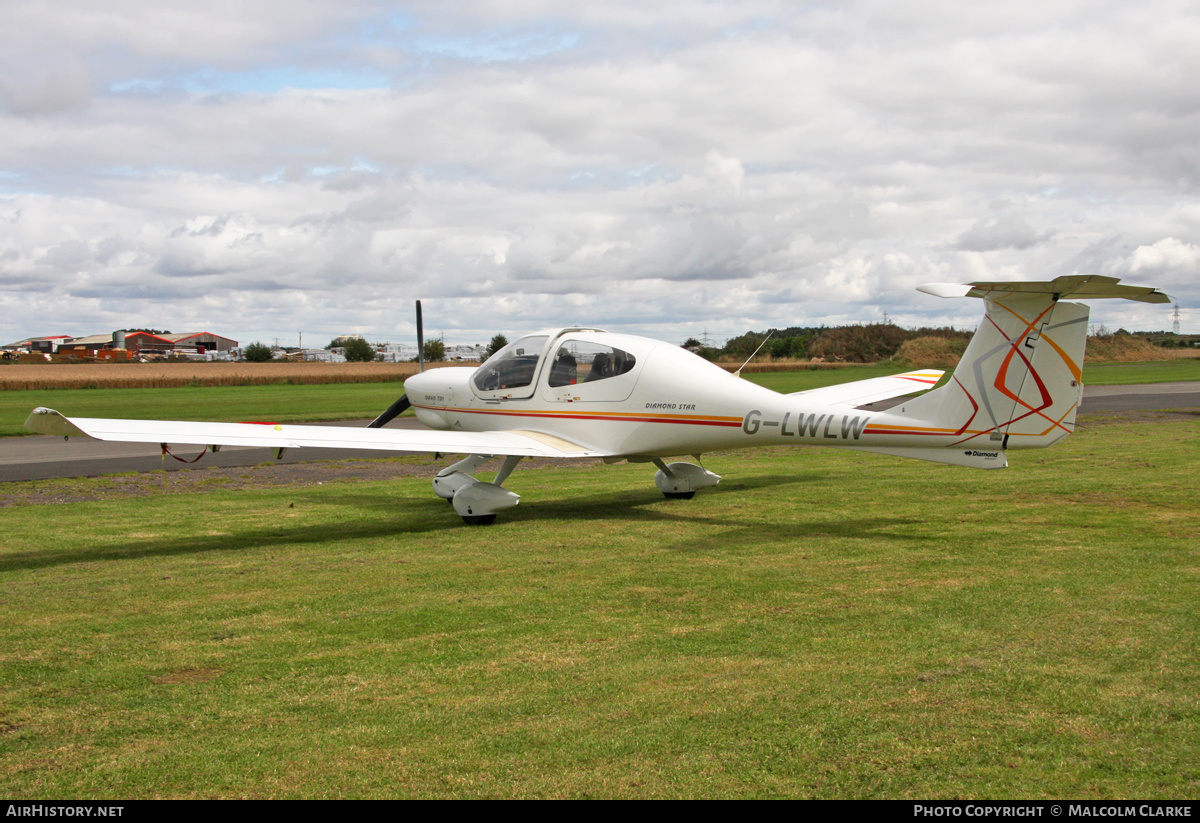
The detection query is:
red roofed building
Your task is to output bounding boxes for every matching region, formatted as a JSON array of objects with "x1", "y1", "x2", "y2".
[
  {"x1": 122, "y1": 331, "x2": 177, "y2": 354},
  {"x1": 160, "y1": 332, "x2": 238, "y2": 352}
]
